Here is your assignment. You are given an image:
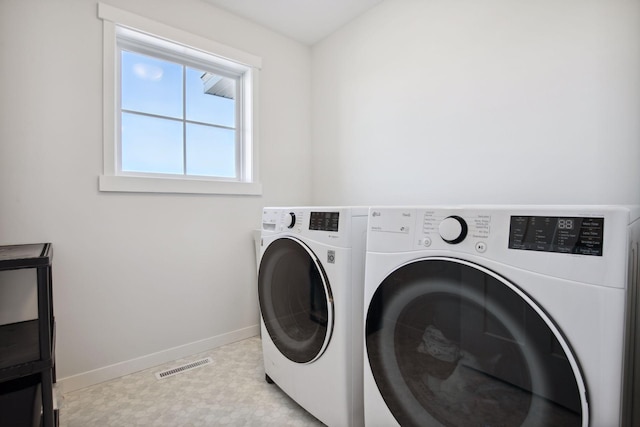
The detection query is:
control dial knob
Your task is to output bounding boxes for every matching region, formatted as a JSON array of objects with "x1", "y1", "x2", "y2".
[
  {"x1": 439, "y1": 216, "x2": 468, "y2": 244},
  {"x1": 286, "y1": 212, "x2": 296, "y2": 229}
]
